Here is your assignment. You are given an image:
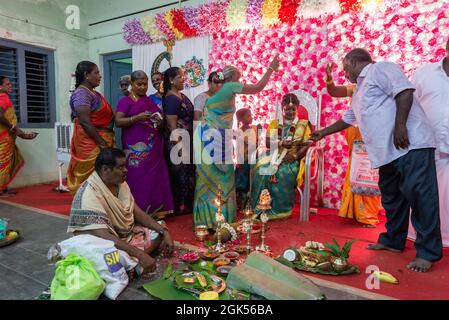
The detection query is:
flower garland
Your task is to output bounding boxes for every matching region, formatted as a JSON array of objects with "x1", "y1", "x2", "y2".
[
  {"x1": 123, "y1": 18, "x2": 152, "y2": 45},
  {"x1": 154, "y1": 12, "x2": 175, "y2": 40},
  {"x1": 279, "y1": 0, "x2": 301, "y2": 24},
  {"x1": 165, "y1": 11, "x2": 184, "y2": 40},
  {"x1": 261, "y1": 0, "x2": 282, "y2": 27},
  {"x1": 221, "y1": 223, "x2": 238, "y2": 241},
  {"x1": 226, "y1": 0, "x2": 249, "y2": 30},
  {"x1": 339, "y1": 0, "x2": 362, "y2": 13},
  {"x1": 122, "y1": 0, "x2": 385, "y2": 45},
  {"x1": 141, "y1": 16, "x2": 165, "y2": 42},
  {"x1": 269, "y1": 118, "x2": 299, "y2": 181},
  {"x1": 246, "y1": 0, "x2": 264, "y2": 27},
  {"x1": 171, "y1": 9, "x2": 198, "y2": 38}
]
